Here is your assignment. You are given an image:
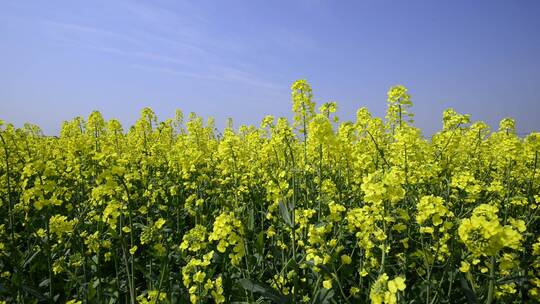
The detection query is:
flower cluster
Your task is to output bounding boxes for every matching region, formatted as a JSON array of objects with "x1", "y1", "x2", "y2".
[
  {"x1": 416, "y1": 195, "x2": 453, "y2": 234},
  {"x1": 458, "y1": 204, "x2": 523, "y2": 257},
  {"x1": 49, "y1": 215, "x2": 76, "y2": 238},
  {"x1": 208, "y1": 212, "x2": 245, "y2": 266},
  {"x1": 0, "y1": 80, "x2": 538, "y2": 303},
  {"x1": 181, "y1": 251, "x2": 224, "y2": 303},
  {"x1": 369, "y1": 274, "x2": 406, "y2": 304}
]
